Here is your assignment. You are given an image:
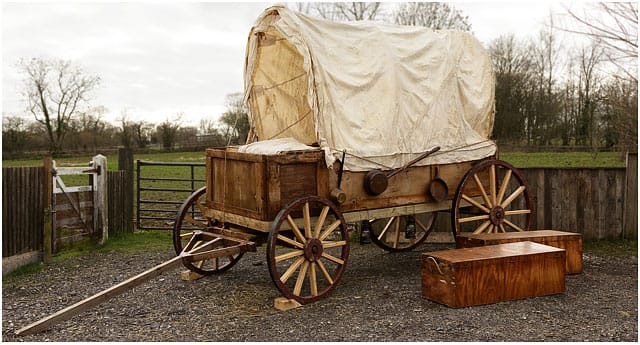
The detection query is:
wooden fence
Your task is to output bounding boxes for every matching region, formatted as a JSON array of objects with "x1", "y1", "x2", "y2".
[
  {"x1": 2, "y1": 164, "x2": 133, "y2": 262},
  {"x1": 2, "y1": 154, "x2": 638, "y2": 269},
  {"x1": 521, "y1": 168, "x2": 628, "y2": 241},
  {"x1": 108, "y1": 171, "x2": 130, "y2": 237},
  {"x1": 2, "y1": 167, "x2": 45, "y2": 257}
]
